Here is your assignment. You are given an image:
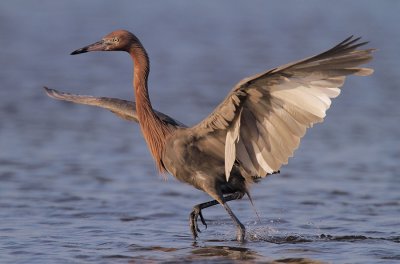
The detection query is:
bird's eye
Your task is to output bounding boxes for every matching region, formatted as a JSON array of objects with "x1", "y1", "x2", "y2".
[{"x1": 113, "y1": 37, "x2": 119, "y2": 42}]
